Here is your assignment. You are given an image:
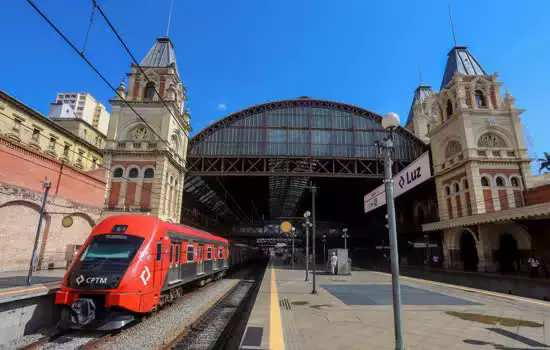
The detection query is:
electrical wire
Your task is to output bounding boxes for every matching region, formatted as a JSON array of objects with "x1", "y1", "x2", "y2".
[
  {"x1": 25, "y1": 0, "x2": 173, "y2": 153},
  {"x1": 91, "y1": 0, "x2": 191, "y2": 134}
]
